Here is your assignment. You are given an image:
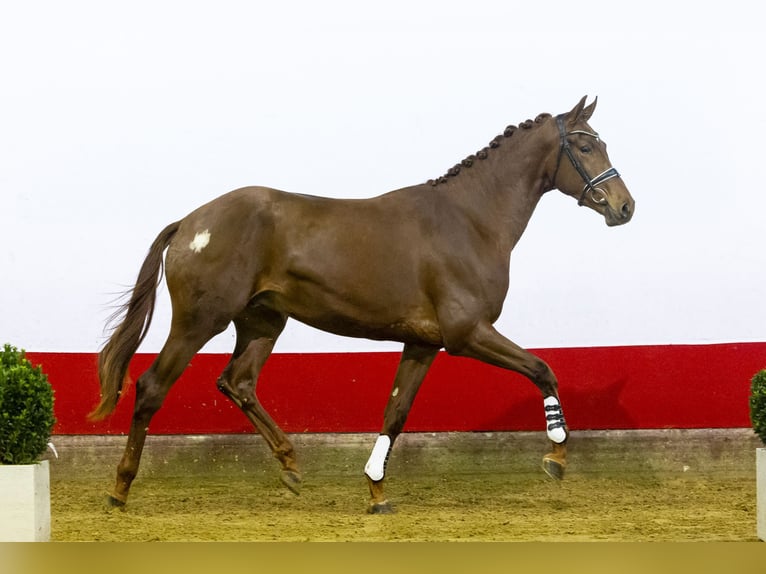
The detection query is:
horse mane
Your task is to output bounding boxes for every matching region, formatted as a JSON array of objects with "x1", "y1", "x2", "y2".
[{"x1": 426, "y1": 112, "x2": 552, "y2": 186}]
